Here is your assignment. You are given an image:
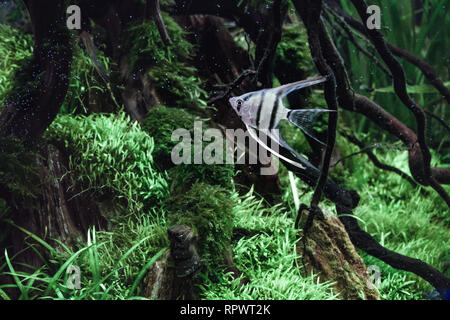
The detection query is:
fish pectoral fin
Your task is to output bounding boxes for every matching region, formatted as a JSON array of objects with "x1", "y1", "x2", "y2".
[
  {"x1": 287, "y1": 109, "x2": 336, "y2": 146},
  {"x1": 246, "y1": 125, "x2": 306, "y2": 170},
  {"x1": 276, "y1": 76, "x2": 328, "y2": 99}
]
